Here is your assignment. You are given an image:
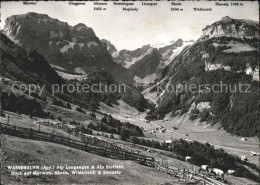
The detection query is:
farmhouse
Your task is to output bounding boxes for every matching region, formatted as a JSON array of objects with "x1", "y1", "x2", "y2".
[{"x1": 164, "y1": 140, "x2": 172, "y2": 145}]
